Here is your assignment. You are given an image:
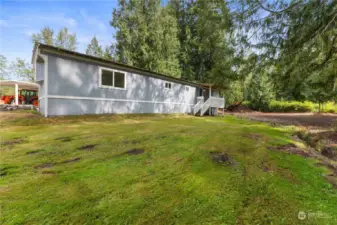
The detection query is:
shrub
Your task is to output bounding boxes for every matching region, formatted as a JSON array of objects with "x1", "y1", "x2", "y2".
[
  {"x1": 240, "y1": 100, "x2": 337, "y2": 113},
  {"x1": 268, "y1": 101, "x2": 315, "y2": 112},
  {"x1": 323, "y1": 102, "x2": 337, "y2": 113}
]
